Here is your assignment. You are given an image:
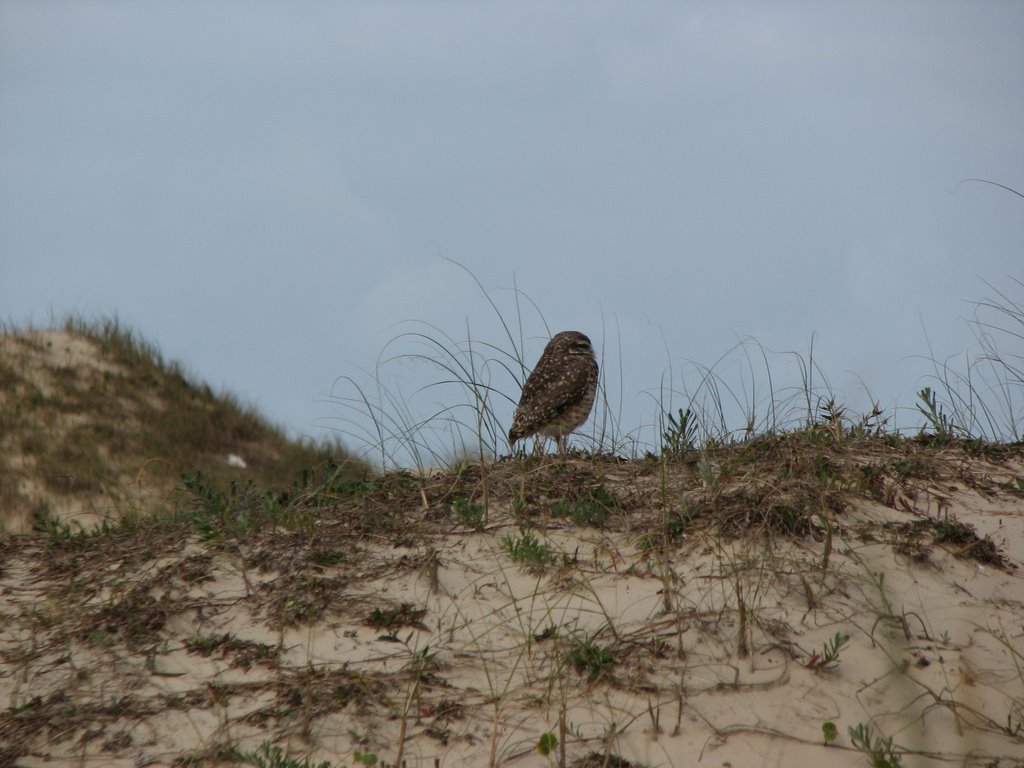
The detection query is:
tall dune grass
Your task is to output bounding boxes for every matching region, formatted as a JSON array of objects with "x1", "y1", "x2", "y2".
[
  {"x1": 328, "y1": 264, "x2": 1023, "y2": 472},
  {"x1": 917, "y1": 276, "x2": 1023, "y2": 442}
]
